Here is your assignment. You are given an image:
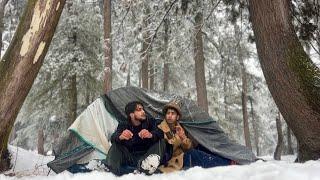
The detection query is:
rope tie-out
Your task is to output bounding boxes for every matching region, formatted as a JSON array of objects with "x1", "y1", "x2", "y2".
[
  {"x1": 47, "y1": 168, "x2": 52, "y2": 176},
  {"x1": 4, "y1": 163, "x2": 50, "y2": 177}
]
